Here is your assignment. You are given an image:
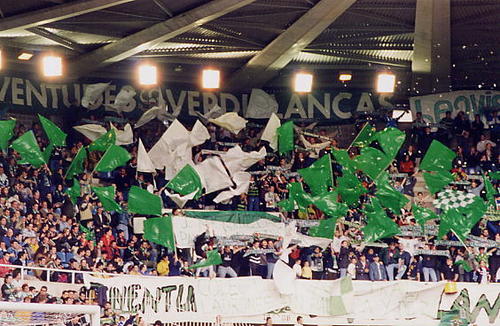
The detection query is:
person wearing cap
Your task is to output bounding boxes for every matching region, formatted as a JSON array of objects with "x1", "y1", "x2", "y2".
[{"x1": 369, "y1": 254, "x2": 387, "y2": 281}]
